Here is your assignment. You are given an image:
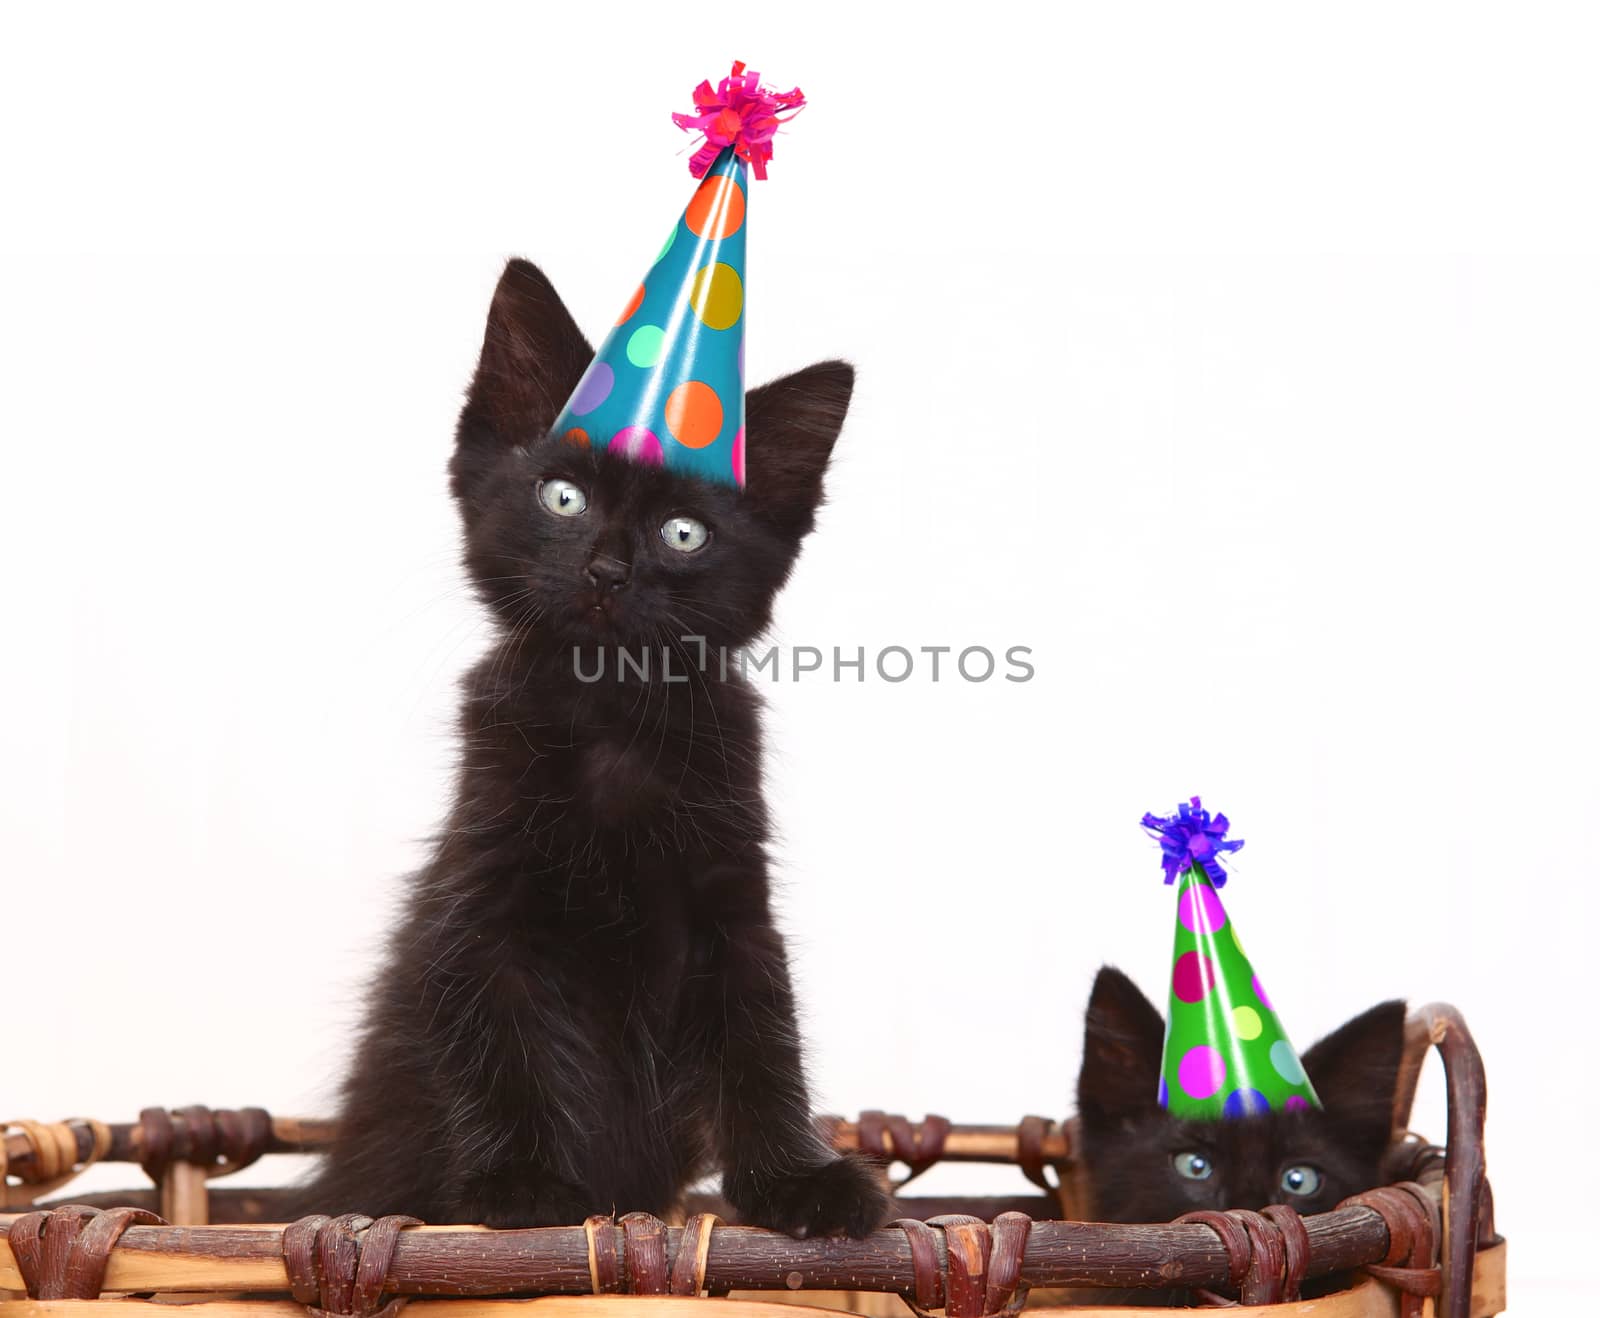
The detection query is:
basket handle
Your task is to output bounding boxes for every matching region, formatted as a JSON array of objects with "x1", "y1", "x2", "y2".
[{"x1": 1407, "y1": 1002, "x2": 1489, "y2": 1318}]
